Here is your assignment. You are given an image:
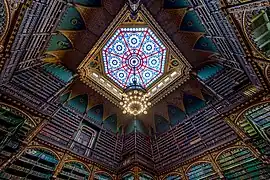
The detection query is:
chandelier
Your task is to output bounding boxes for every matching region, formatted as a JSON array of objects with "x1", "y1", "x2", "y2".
[{"x1": 120, "y1": 68, "x2": 151, "y2": 116}]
